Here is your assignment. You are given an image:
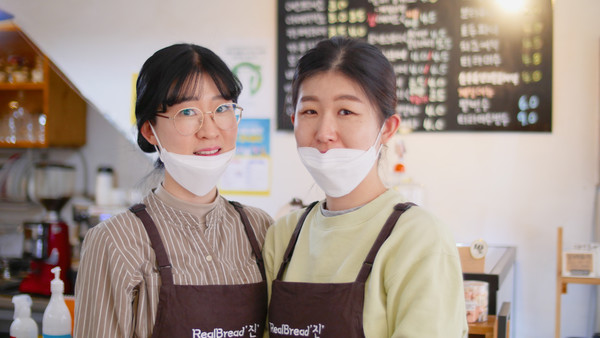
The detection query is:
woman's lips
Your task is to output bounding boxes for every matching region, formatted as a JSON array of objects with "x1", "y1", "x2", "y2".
[{"x1": 194, "y1": 148, "x2": 220, "y2": 156}]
